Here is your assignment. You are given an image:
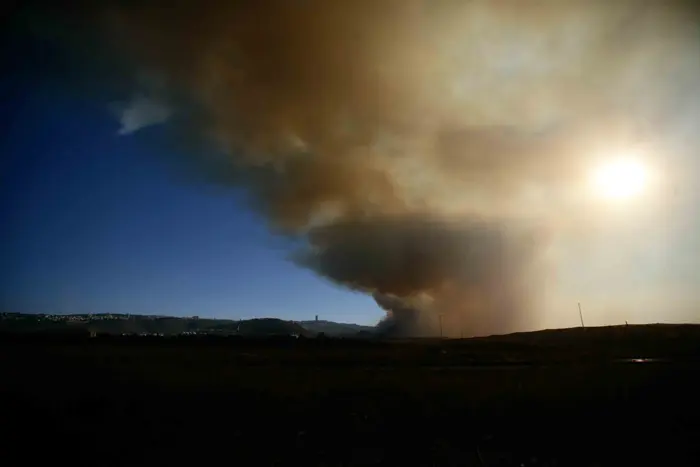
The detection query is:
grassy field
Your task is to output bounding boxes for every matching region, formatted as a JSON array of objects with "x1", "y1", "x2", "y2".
[{"x1": 2, "y1": 325, "x2": 700, "y2": 466}]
